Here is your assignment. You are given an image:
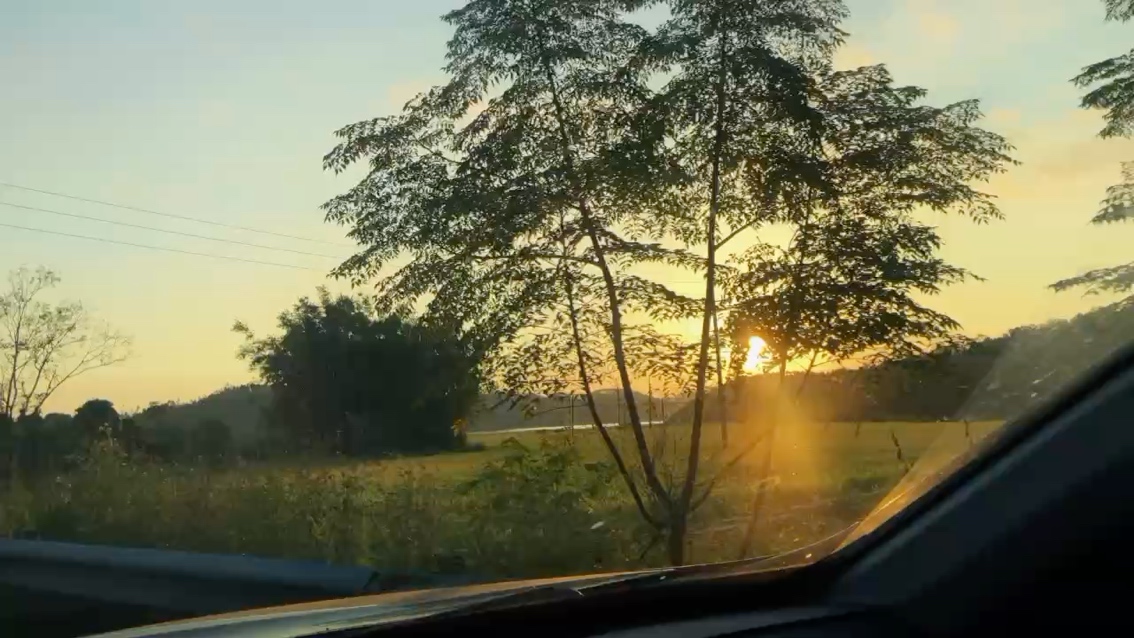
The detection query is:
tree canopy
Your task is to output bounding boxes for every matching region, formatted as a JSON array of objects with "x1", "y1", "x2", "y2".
[
  {"x1": 322, "y1": 0, "x2": 1013, "y2": 565},
  {"x1": 1053, "y1": 0, "x2": 1134, "y2": 295},
  {"x1": 234, "y1": 289, "x2": 481, "y2": 456}
]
